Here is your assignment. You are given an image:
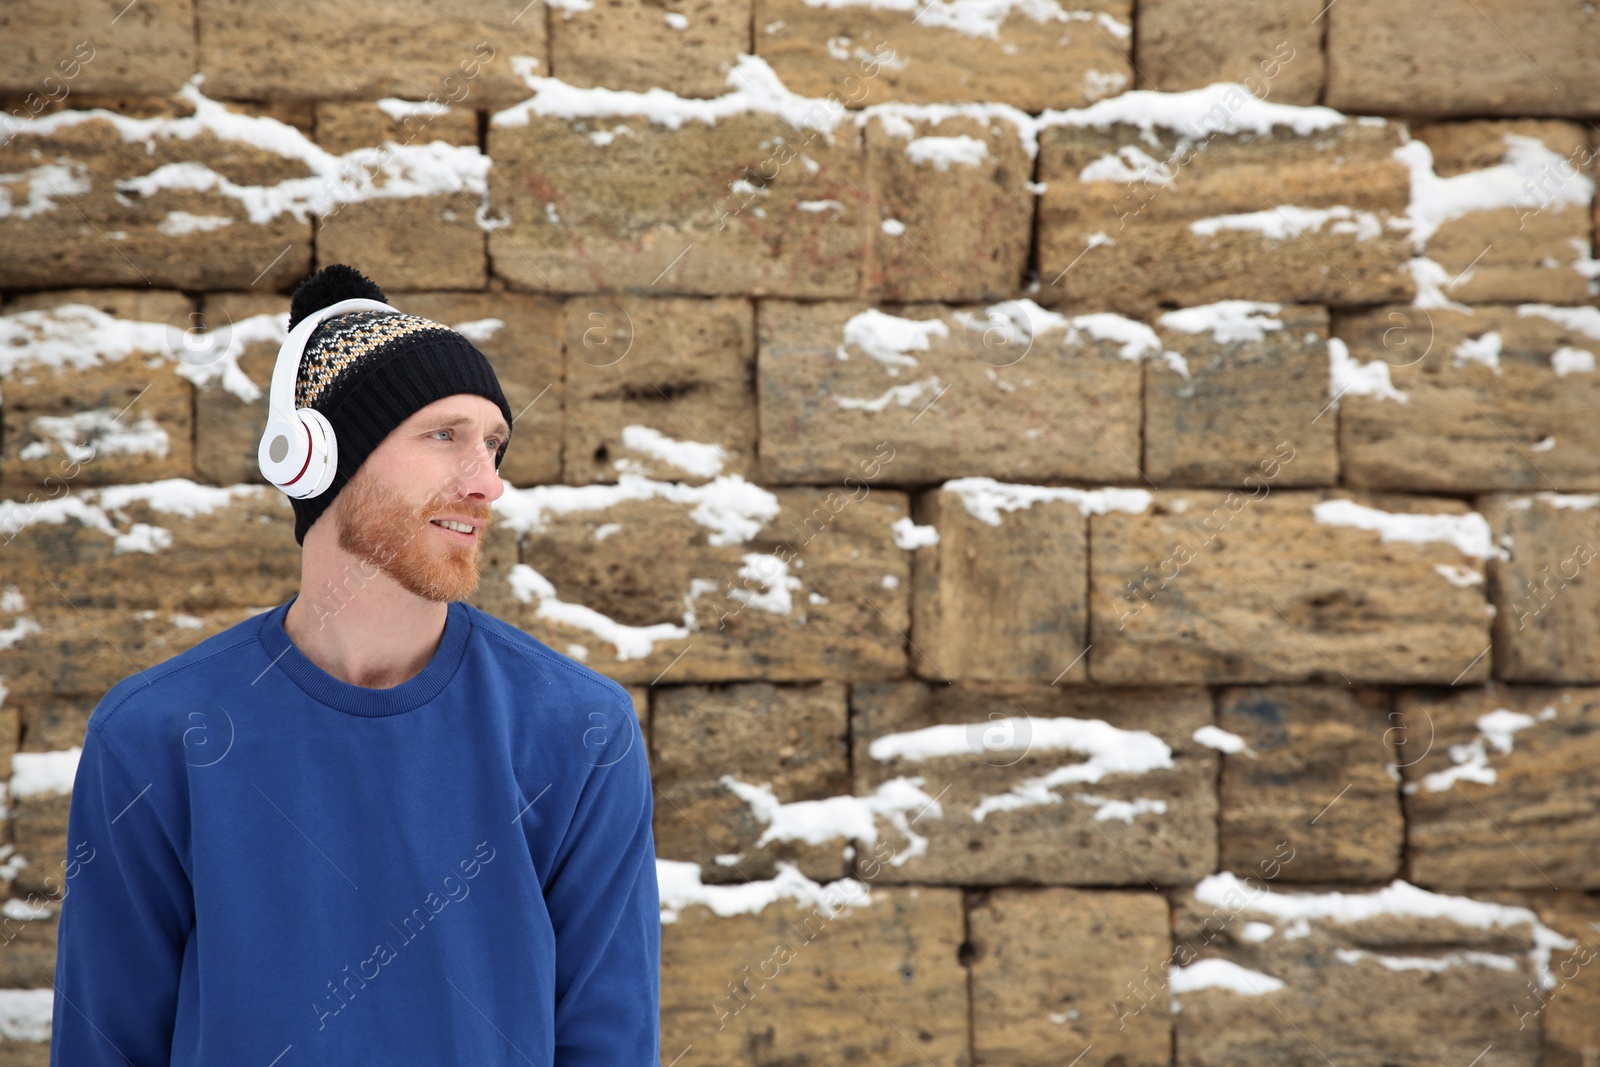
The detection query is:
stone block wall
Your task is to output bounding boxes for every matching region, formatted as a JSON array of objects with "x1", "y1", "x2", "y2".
[{"x1": 2, "y1": 1, "x2": 1599, "y2": 1063}]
